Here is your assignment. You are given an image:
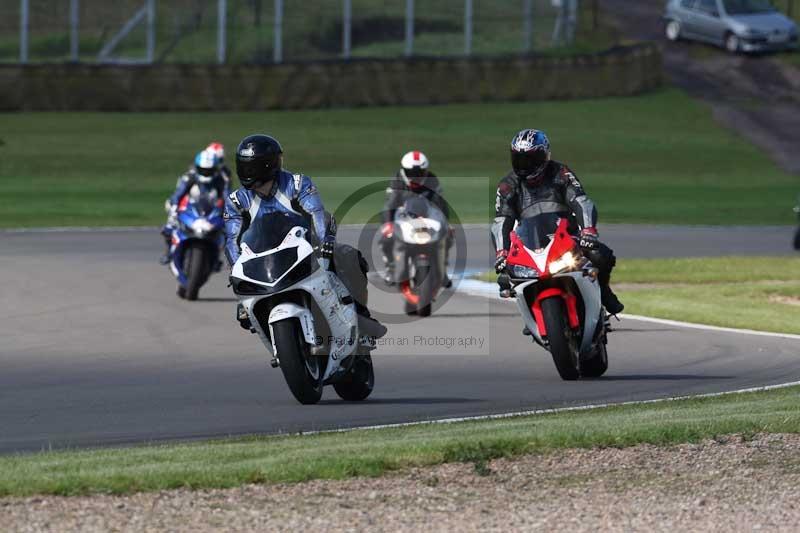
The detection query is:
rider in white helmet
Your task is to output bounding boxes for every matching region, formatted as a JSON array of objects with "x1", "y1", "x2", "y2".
[
  {"x1": 159, "y1": 149, "x2": 227, "y2": 264},
  {"x1": 380, "y1": 150, "x2": 453, "y2": 286}
]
